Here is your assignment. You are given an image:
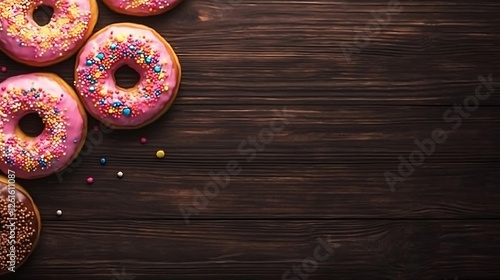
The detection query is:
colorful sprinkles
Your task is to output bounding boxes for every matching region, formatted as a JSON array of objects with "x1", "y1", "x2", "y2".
[
  {"x1": 75, "y1": 32, "x2": 171, "y2": 120},
  {"x1": 0, "y1": 86, "x2": 68, "y2": 173},
  {"x1": 0, "y1": 0, "x2": 92, "y2": 59},
  {"x1": 112, "y1": 0, "x2": 179, "y2": 14}
]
